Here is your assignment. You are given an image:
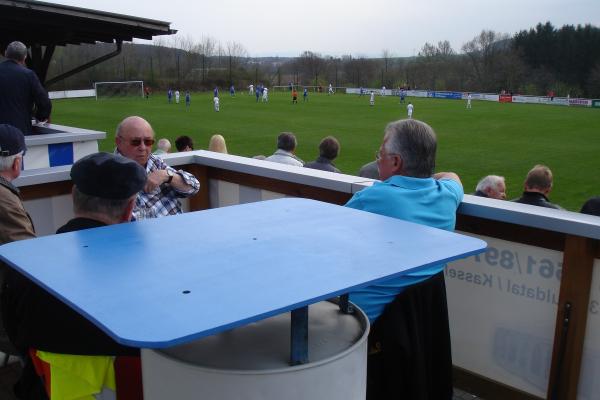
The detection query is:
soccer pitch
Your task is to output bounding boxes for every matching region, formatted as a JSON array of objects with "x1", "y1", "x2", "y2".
[{"x1": 51, "y1": 91, "x2": 600, "y2": 211}]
